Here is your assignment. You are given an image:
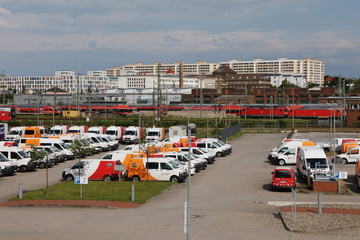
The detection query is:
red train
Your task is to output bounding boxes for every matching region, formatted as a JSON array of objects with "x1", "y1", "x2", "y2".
[{"x1": 8, "y1": 104, "x2": 344, "y2": 120}]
